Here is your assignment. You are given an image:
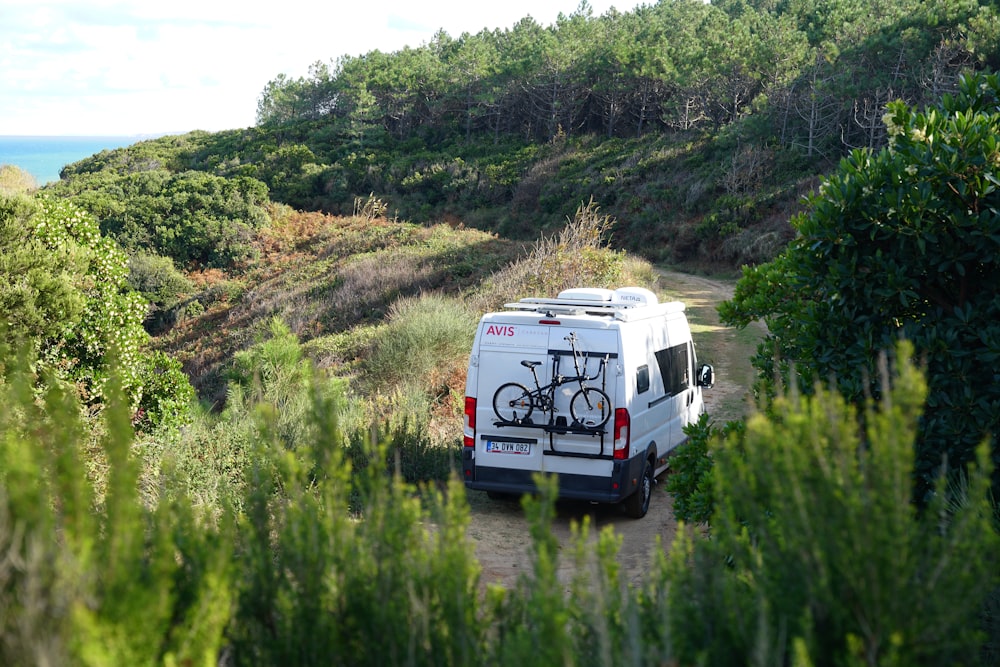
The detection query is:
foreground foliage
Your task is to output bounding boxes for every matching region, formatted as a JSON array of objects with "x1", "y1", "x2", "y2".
[
  {"x1": 668, "y1": 343, "x2": 1000, "y2": 666},
  {"x1": 2, "y1": 341, "x2": 998, "y2": 665}
]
